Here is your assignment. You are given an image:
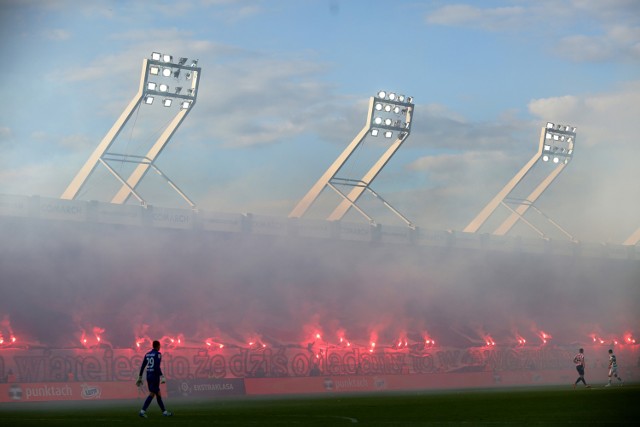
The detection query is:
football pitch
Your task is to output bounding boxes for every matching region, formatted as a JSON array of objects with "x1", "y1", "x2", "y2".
[{"x1": 1, "y1": 385, "x2": 638, "y2": 426}]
